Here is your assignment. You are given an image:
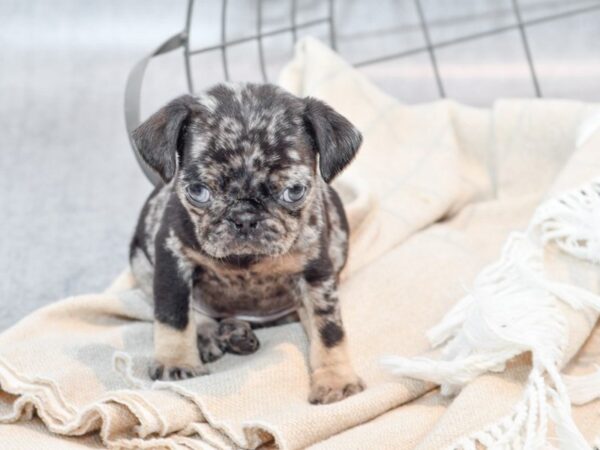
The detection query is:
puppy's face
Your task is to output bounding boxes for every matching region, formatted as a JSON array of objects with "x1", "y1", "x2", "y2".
[
  {"x1": 178, "y1": 84, "x2": 317, "y2": 259},
  {"x1": 132, "y1": 83, "x2": 361, "y2": 260}
]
